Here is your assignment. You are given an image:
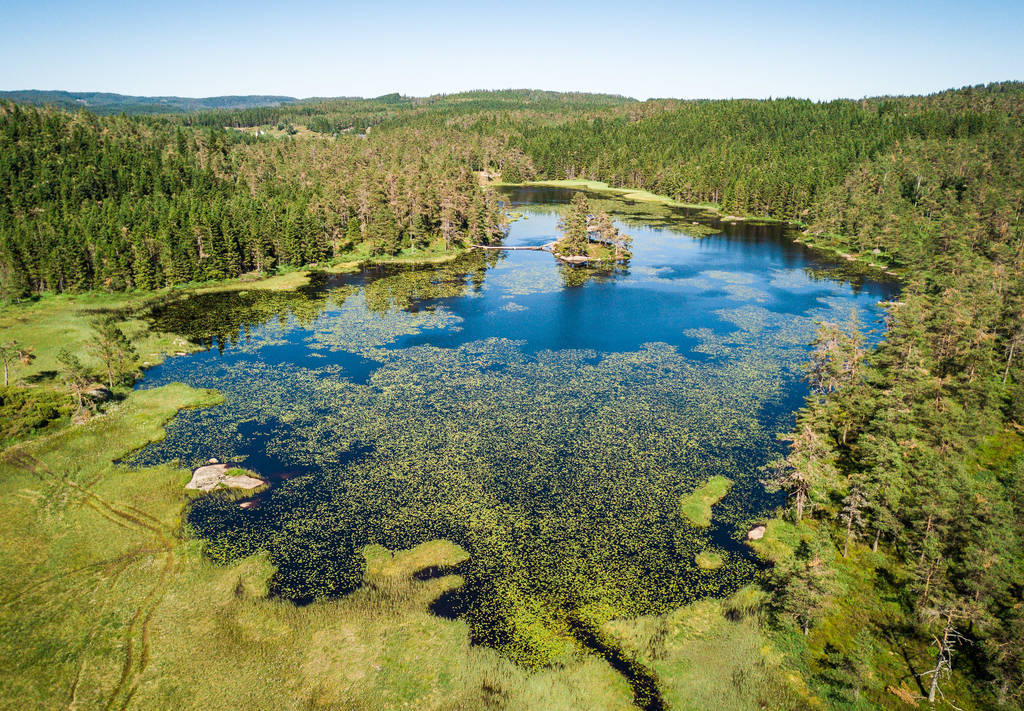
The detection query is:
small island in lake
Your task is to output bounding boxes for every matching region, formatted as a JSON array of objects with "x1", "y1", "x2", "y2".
[{"x1": 551, "y1": 193, "x2": 632, "y2": 266}]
